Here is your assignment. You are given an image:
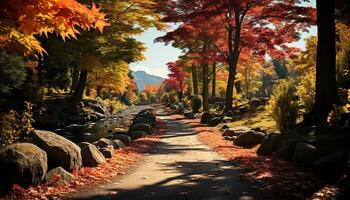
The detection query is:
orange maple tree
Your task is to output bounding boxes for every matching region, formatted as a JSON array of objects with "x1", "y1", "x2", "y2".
[{"x1": 0, "y1": 0, "x2": 109, "y2": 56}]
